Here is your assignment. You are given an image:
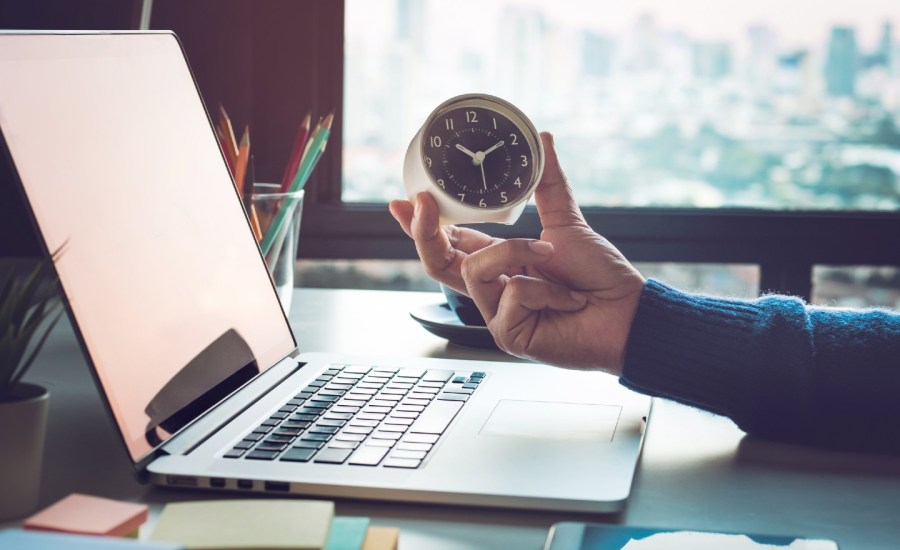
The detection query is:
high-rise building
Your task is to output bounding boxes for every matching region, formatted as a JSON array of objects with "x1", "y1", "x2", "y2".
[
  {"x1": 582, "y1": 31, "x2": 615, "y2": 78},
  {"x1": 692, "y1": 42, "x2": 732, "y2": 80},
  {"x1": 824, "y1": 26, "x2": 858, "y2": 97}
]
